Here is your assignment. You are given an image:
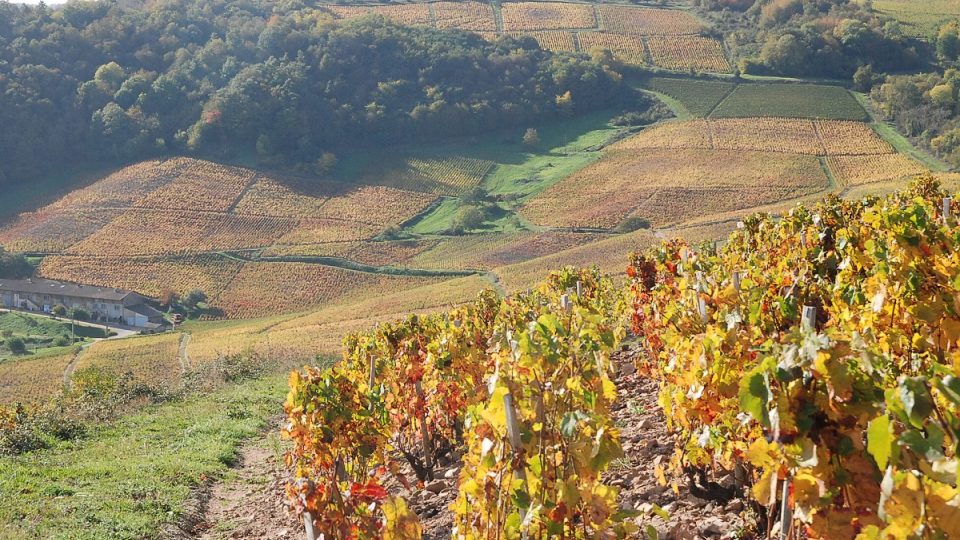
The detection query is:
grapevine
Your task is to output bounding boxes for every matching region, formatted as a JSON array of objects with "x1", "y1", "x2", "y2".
[{"x1": 628, "y1": 176, "x2": 960, "y2": 539}]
